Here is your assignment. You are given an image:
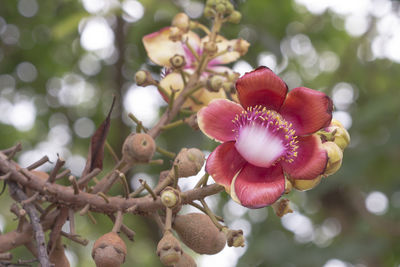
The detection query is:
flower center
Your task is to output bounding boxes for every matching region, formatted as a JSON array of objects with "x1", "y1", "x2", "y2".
[{"x1": 233, "y1": 106, "x2": 298, "y2": 168}]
